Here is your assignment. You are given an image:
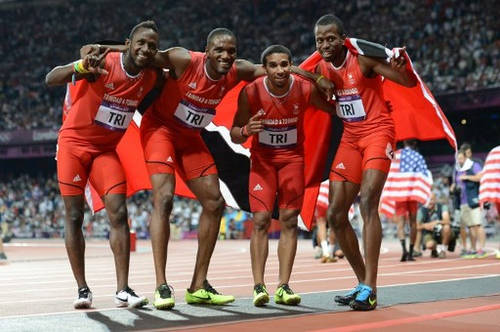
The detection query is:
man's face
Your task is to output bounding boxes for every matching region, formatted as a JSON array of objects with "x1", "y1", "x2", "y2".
[
  {"x1": 264, "y1": 53, "x2": 291, "y2": 88},
  {"x1": 127, "y1": 28, "x2": 158, "y2": 68},
  {"x1": 465, "y1": 148, "x2": 472, "y2": 158},
  {"x1": 206, "y1": 35, "x2": 237, "y2": 75},
  {"x1": 428, "y1": 194, "x2": 436, "y2": 210},
  {"x1": 457, "y1": 152, "x2": 465, "y2": 166},
  {"x1": 314, "y1": 23, "x2": 345, "y2": 62}
]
